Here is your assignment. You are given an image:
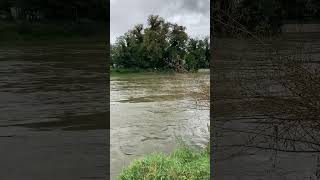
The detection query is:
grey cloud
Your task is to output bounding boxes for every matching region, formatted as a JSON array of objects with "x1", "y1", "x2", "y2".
[
  {"x1": 111, "y1": 0, "x2": 209, "y2": 43},
  {"x1": 167, "y1": 0, "x2": 209, "y2": 16}
]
